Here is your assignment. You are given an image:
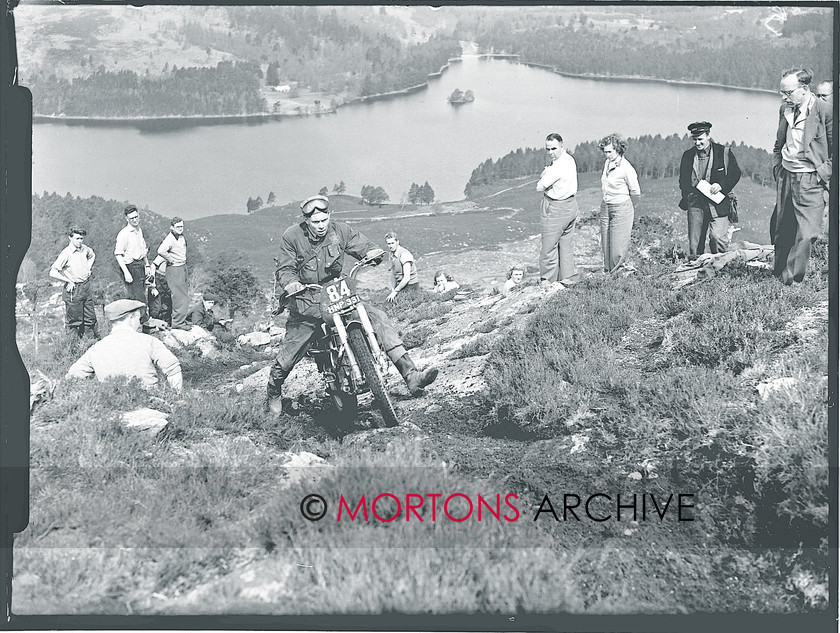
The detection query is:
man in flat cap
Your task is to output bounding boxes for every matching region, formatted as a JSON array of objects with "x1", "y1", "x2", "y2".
[
  {"x1": 678, "y1": 121, "x2": 741, "y2": 258},
  {"x1": 267, "y1": 194, "x2": 438, "y2": 415},
  {"x1": 66, "y1": 299, "x2": 182, "y2": 391},
  {"x1": 771, "y1": 68, "x2": 833, "y2": 284}
]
